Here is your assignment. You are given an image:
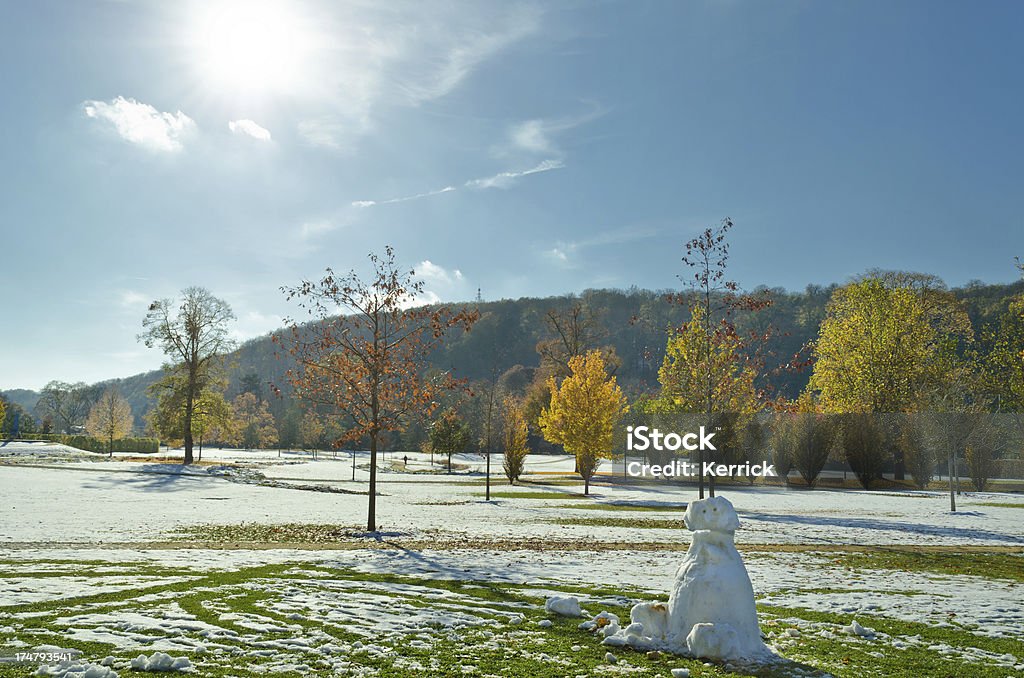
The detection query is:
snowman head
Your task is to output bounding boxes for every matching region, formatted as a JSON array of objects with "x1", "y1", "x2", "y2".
[{"x1": 683, "y1": 496, "x2": 740, "y2": 533}]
